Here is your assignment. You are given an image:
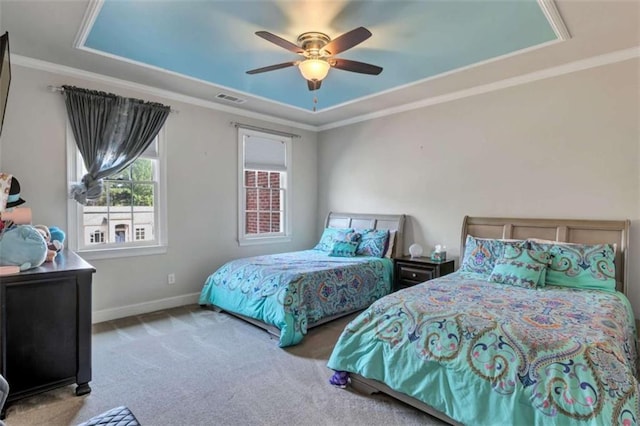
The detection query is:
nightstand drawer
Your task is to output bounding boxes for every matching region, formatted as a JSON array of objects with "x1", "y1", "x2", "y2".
[
  {"x1": 393, "y1": 257, "x2": 455, "y2": 292},
  {"x1": 398, "y1": 266, "x2": 434, "y2": 283}
]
